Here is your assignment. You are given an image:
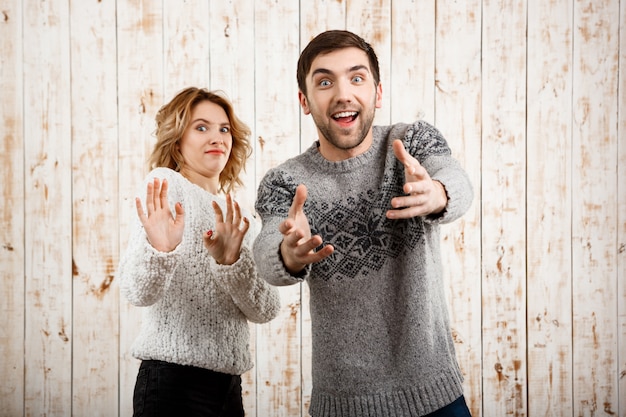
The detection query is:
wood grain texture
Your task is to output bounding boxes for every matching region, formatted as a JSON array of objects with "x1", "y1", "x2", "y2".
[
  {"x1": 298, "y1": 6, "x2": 347, "y2": 414},
  {"x1": 22, "y1": 0, "x2": 73, "y2": 415},
  {"x1": 615, "y1": 1, "x2": 626, "y2": 417},
  {"x1": 572, "y1": 1, "x2": 620, "y2": 415},
  {"x1": 1, "y1": 1, "x2": 625, "y2": 416},
  {"x1": 526, "y1": 0, "x2": 574, "y2": 415},
  {"x1": 481, "y1": 0, "x2": 528, "y2": 415},
  {"x1": 115, "y1": 1, "x2": 165, "y2": 414},
  {"x1": 253, "y1": 1, "x2": 303, "y2": 415},
  {"x1": 208, "y1": 0, "x2": 258, "y2": 411},
  {"x1": 69, "y1": 0, "x2": 120, "y2": 415},
  {"x1": 391, "y1": 0, "x2": 435, "y2": 124},
  {"x1": 346, "y1": 0, "x2": 391, "y2": 126},
  {"x1": 0, "y1": 1, "x2": 24, "y2": 415},
  {"x1": 163, "y1": 0, "x2": 210, "y2": 96},
  {"x1": 435, "y1": 1, "x2": 483, "y2": 415}
]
